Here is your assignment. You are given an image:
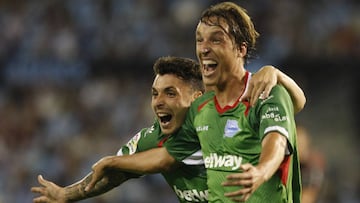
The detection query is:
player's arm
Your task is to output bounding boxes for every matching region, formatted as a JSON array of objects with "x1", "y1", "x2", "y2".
[
  {"x1": 276, "y1": 67, "x2": 306, "y2": 113},
  {"x1": 85, "y1": 147, "x2": 178, "y2": 192},
  {"x1": 224, "y1": 86, "x2": 294, "y2": 201},
  {"x1": 257, "y1": 132, "x2": 287, "y2": 181},
  {"x1": 241, "y1": 65, "x2": 306, "y2": 113},
  {"x1": 222, "y1": 132, "x2": 287, "y2": 202},
  {"x1": 31, "y1": 169, "x2": 130, "y2": 202}
]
